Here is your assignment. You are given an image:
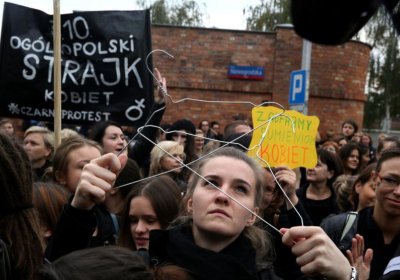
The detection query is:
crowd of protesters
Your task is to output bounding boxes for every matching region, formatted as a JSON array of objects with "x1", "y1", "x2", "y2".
[{"x1": 1, "y1": 82, "x2": 400, "y2": 280}]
